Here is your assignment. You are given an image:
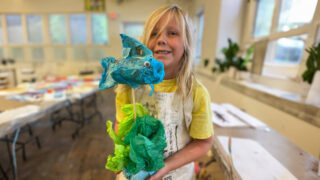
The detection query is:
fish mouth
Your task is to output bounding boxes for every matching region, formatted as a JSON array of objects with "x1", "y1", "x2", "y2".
[{"x1": 154, "y1": 50, "x2": 171, "y2": 54}]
